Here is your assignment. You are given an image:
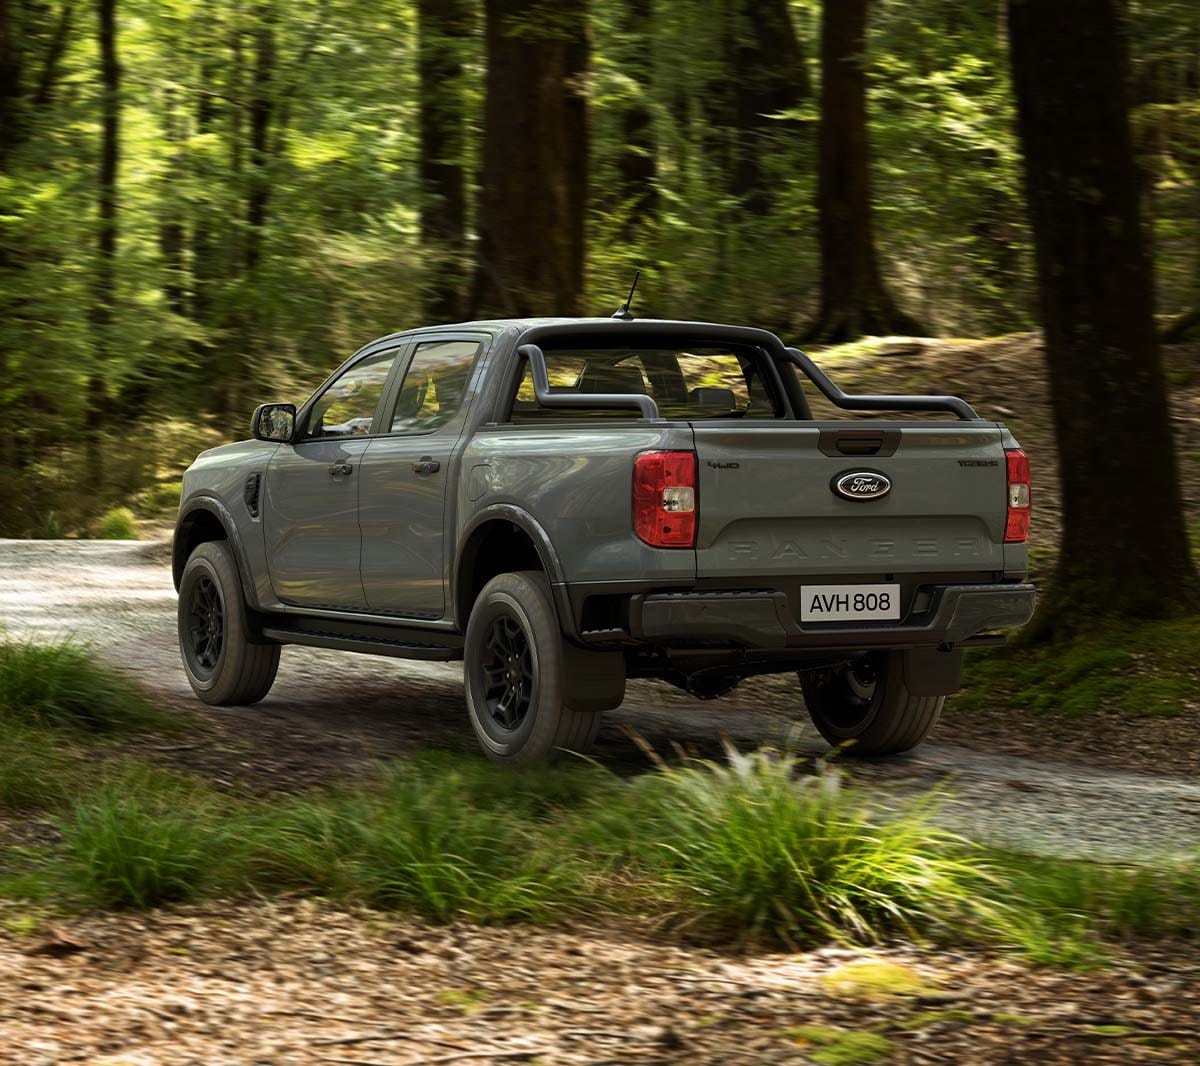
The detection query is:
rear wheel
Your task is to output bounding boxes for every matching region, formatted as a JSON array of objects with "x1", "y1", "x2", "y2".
[
  {"x1": 178, "y1": 540, "x2": 279, "y2": 705},
  {"x1": 800, "y1": 651, "x2": 943, "y2": 756},
  {"x1": 464, "y1": 571, "x2": 601, "y2": 767}
]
